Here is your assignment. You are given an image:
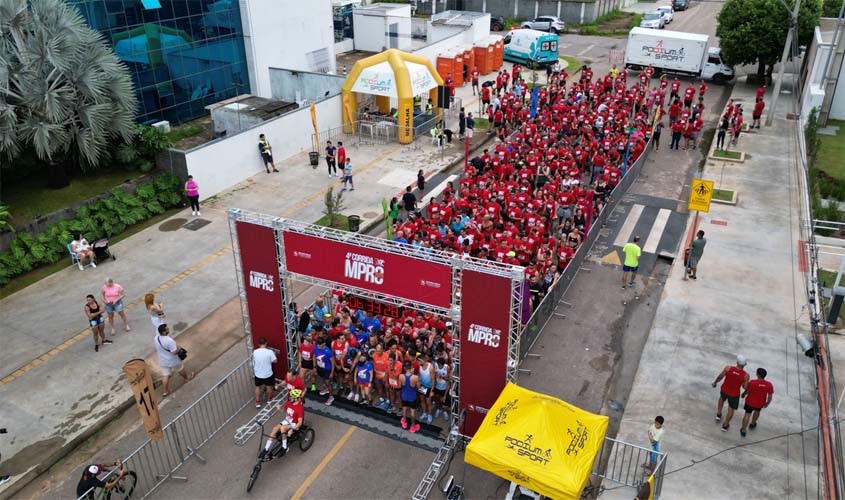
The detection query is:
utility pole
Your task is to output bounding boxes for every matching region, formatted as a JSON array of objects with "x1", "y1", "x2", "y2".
[
  {"x1": 817, "y1": 0, "x2": 845, "y2": 127},
  {"x1": 766, "y1": 0, "x2": 802, "y2": 126}
]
